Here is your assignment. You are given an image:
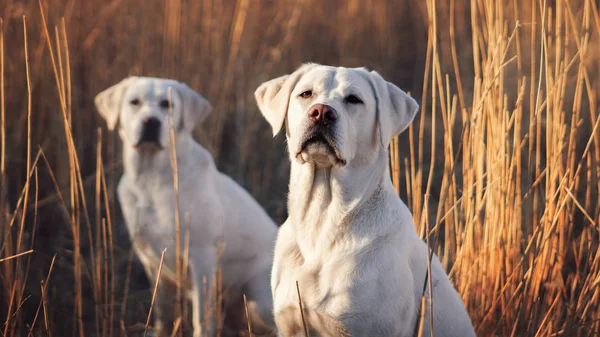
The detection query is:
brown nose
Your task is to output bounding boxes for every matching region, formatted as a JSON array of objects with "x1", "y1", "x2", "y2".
[{"x1": 308, "y1": 104, "x2": 337, "y2": 124}]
